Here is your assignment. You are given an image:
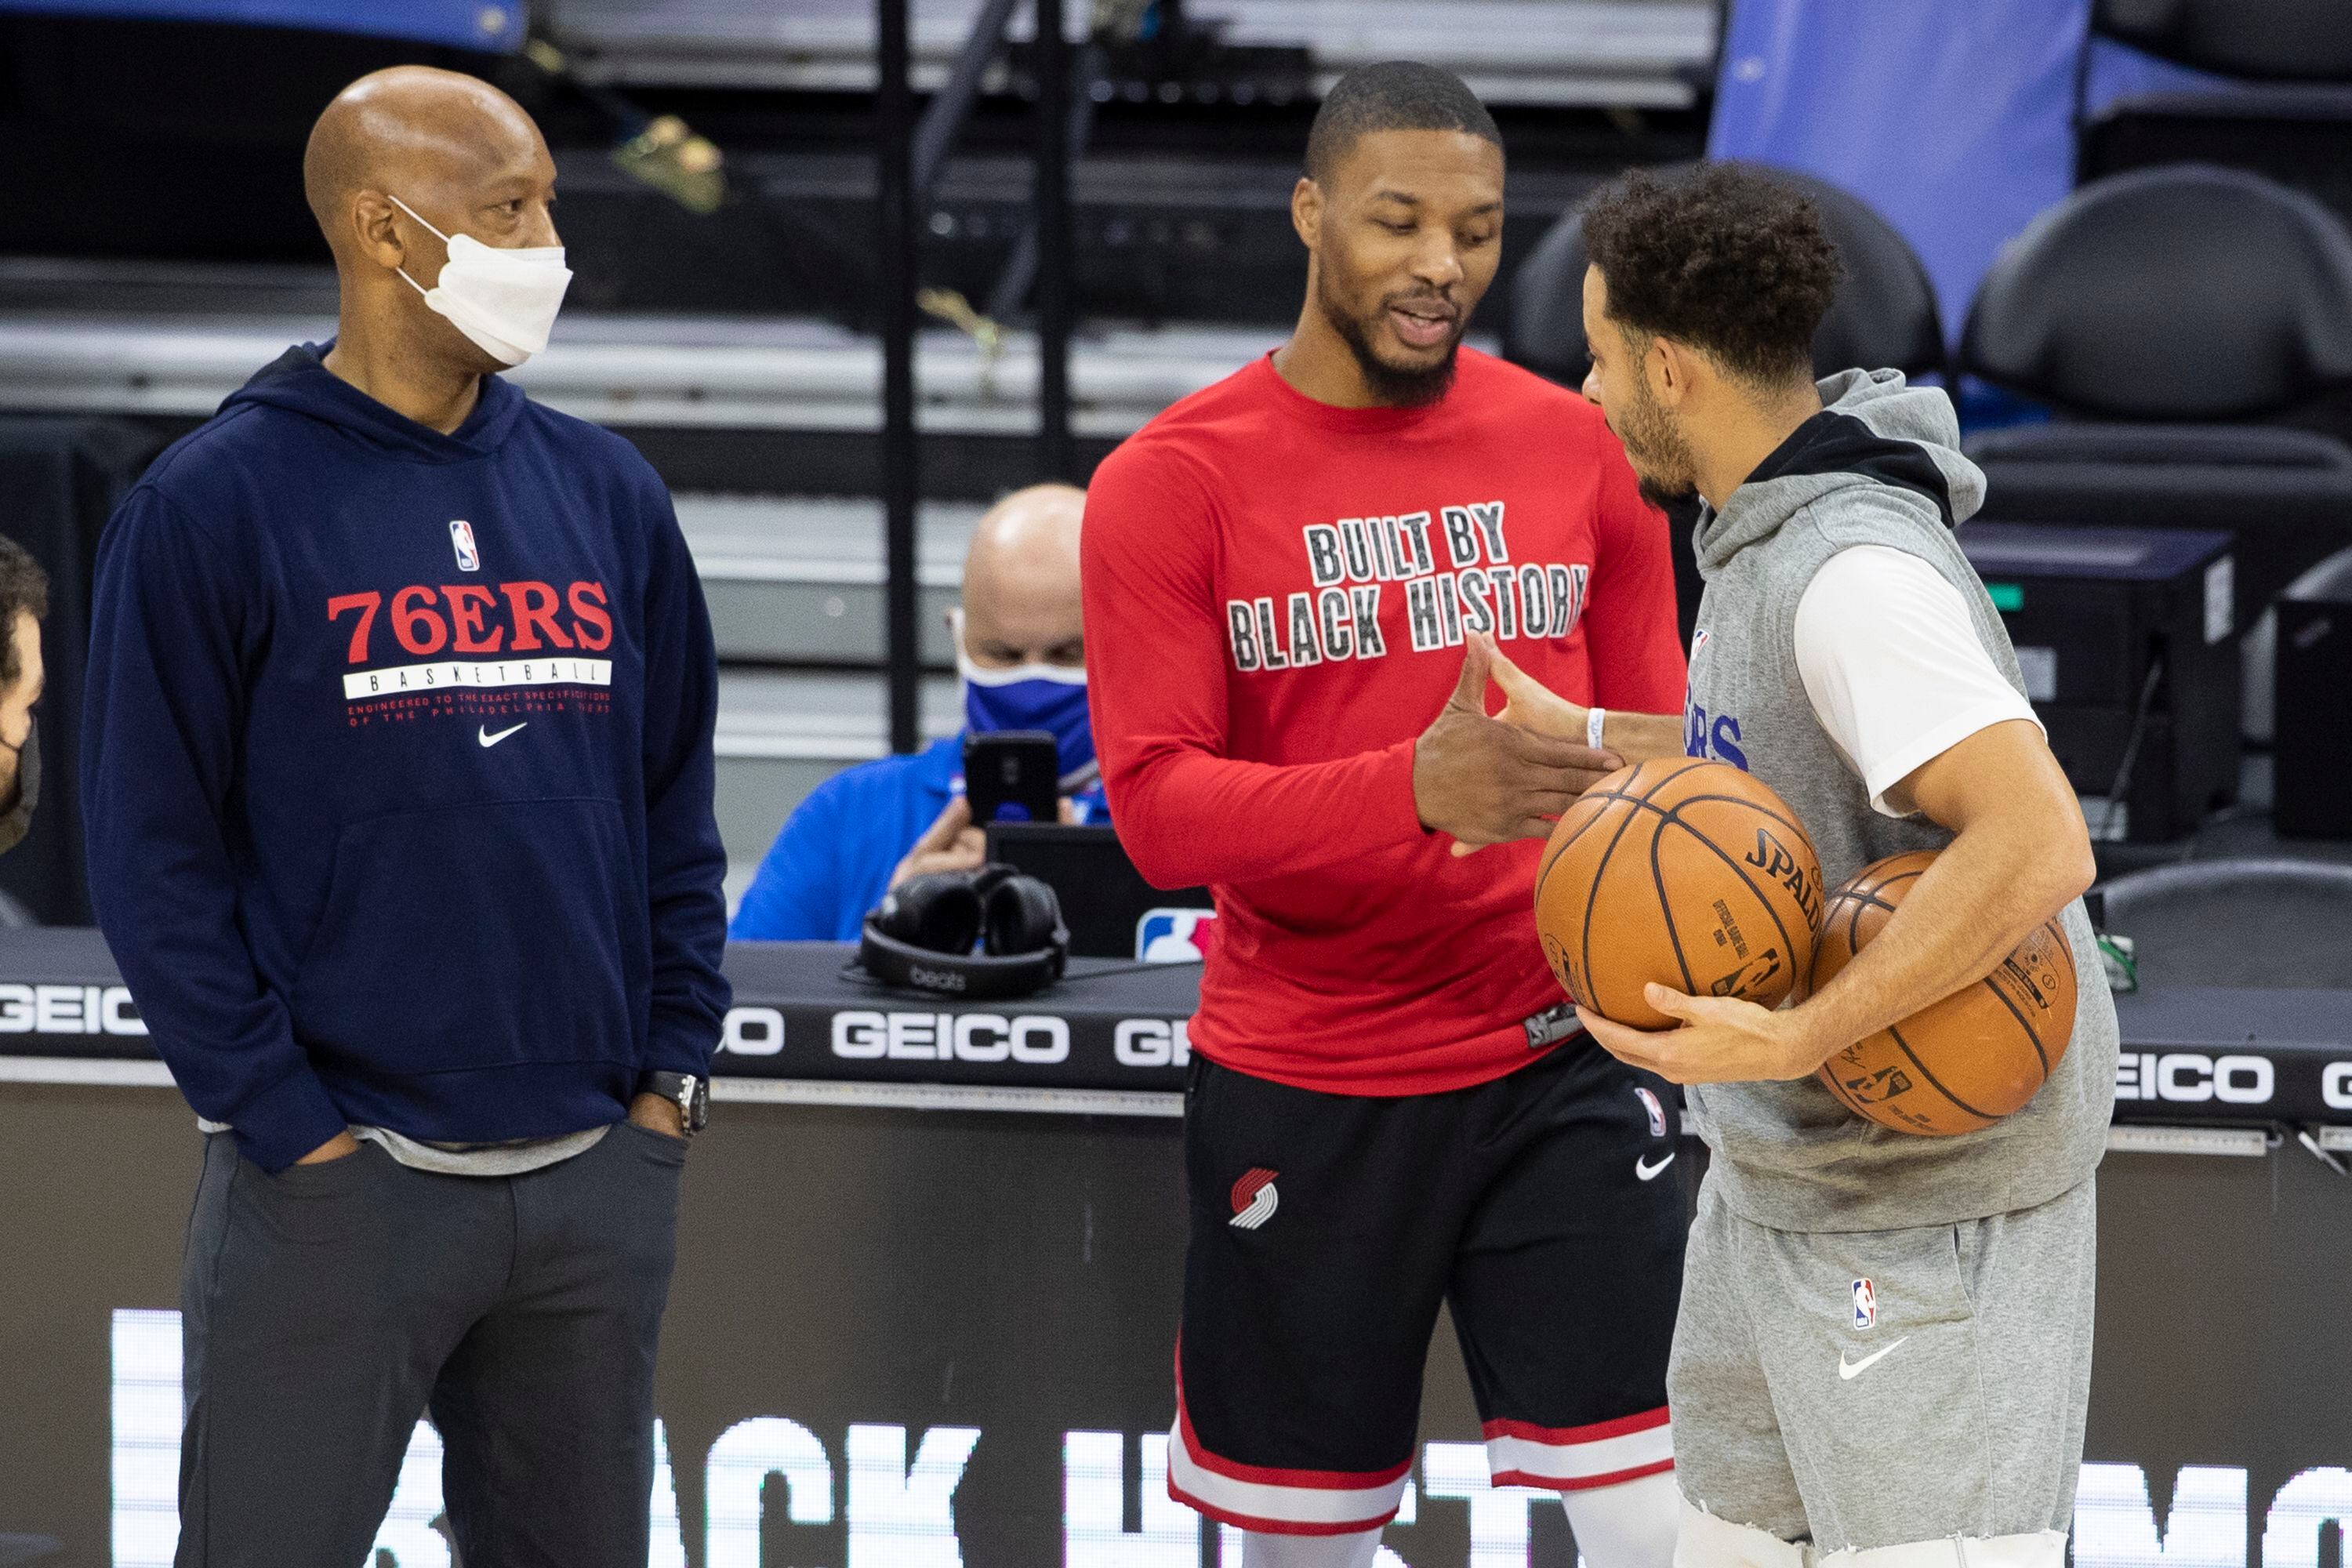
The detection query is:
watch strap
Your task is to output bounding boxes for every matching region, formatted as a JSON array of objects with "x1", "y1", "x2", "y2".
[{"x1": 636, "y1": 1070, "x2": 708, "y2": 1135}]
